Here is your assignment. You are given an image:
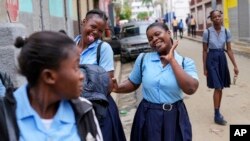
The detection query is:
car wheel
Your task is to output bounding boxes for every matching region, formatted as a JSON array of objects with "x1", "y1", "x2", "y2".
[{"x1": 120, "y1": 55, "x2": 127, "y2": 64}]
